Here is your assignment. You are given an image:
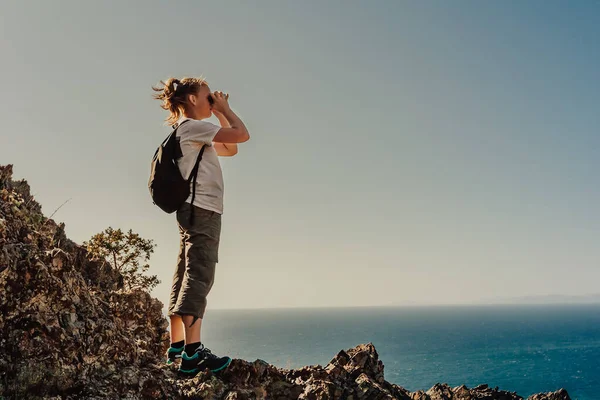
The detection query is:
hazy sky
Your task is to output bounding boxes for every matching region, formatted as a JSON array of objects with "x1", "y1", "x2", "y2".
[{"x1": 1, "y1": 1, "x2": 599, "y2": 313}]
